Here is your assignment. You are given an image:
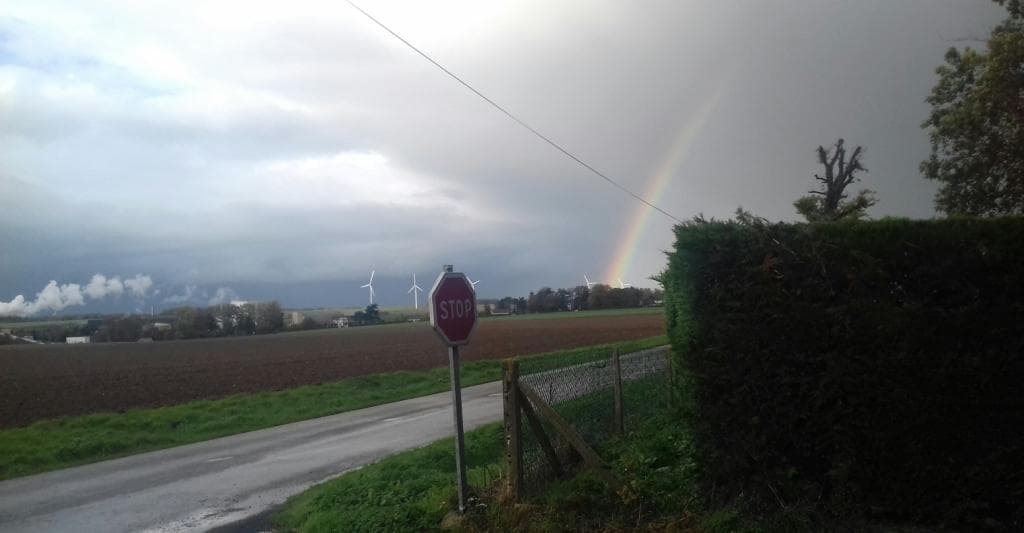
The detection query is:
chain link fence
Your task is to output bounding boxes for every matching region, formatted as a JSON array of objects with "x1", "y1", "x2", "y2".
[{"x1": 503, "y1": 345, "x2": 672, "y2": 499}]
